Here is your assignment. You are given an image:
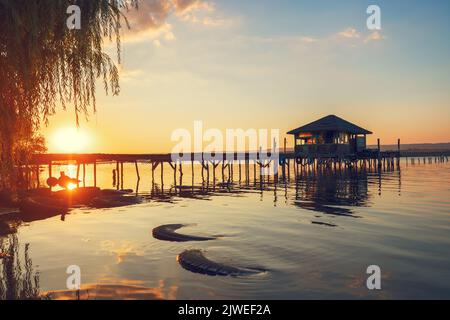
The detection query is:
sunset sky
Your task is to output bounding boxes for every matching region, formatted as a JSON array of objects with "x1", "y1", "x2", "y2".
[{"x1": 43, "y1": 0, "x2": 450, "y2": 153}]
